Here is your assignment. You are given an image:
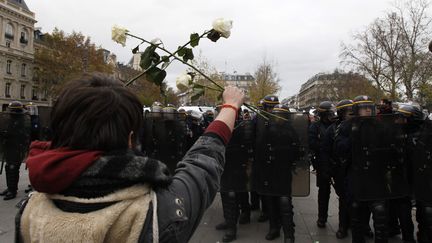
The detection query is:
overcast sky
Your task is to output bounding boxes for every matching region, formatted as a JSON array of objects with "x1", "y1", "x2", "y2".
[{"x1": 26, "y1": 0, "x2": 394, "y2": 99}]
